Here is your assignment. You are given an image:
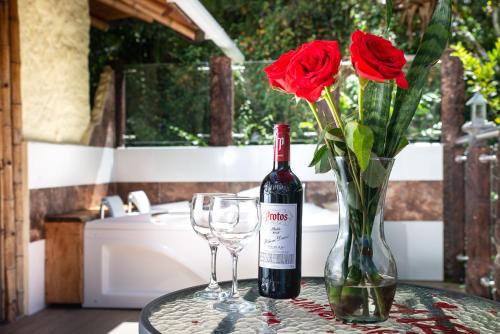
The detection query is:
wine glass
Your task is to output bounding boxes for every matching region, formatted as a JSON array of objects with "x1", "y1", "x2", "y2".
[
  {"x1": 190, "y1": 193, "x2": 233, "y2": 299},
  {"x1": 209, "y1": 196, "x2": 261, "y2": 313}
]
